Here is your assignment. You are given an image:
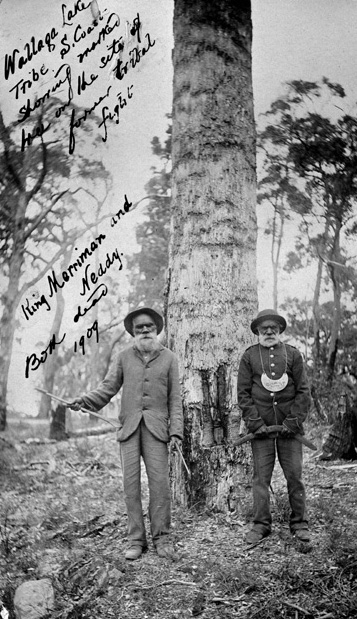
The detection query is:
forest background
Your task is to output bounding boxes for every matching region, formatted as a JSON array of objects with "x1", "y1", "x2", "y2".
[
  {"x1": 0, "y1": 0, "x2": 357, "y2": 428},
  {"x1": 1, "y1": 3, "x2": 357, "y2": 616}
]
